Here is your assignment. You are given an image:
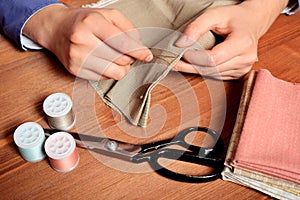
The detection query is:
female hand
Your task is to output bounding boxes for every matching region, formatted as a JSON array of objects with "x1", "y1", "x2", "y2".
[
  {"x1": 23, "y1": 5, "x2": 153, "y2": 80},
  {"x1": 174, "y1": 0, "x2": 289, "y2": 80}
]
